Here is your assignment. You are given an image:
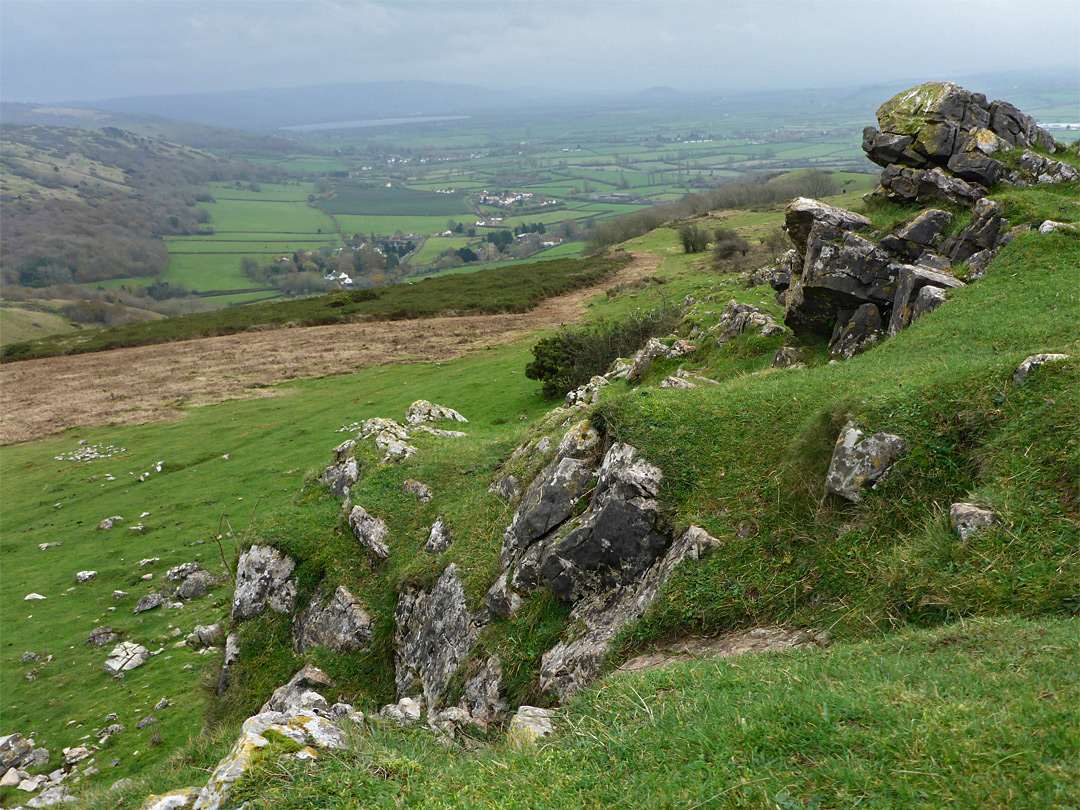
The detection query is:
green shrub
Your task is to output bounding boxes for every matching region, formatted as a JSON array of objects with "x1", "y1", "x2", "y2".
[{"x1": 525, "y1": 304, "x2": 683, "y2": 397}]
